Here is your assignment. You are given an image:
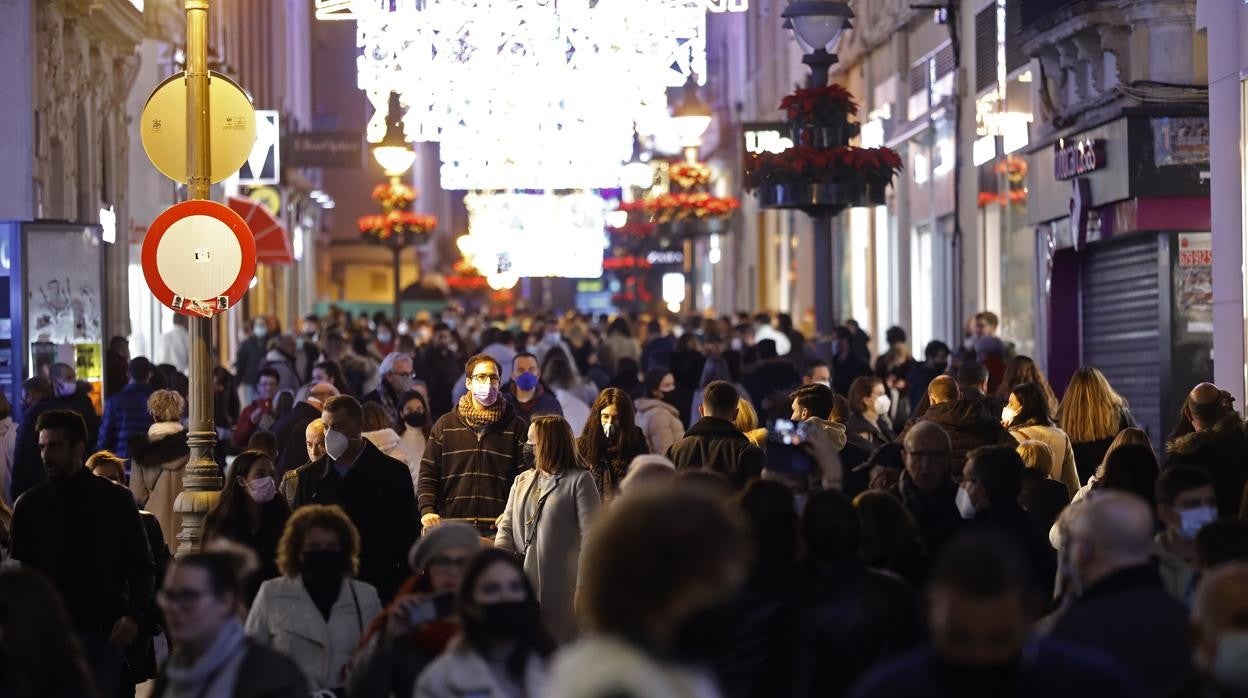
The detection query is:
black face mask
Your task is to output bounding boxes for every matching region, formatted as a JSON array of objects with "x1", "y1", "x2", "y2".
[
  {"x1": 302, "y1": 549, "x2": 347, "y2": 584},
  {"x1": 936, "y1": 655, "x2": 1021, "y2": 698},
  {"x1": 520, "y1": 443, "x2": 537, "y2": 470},
  {"x1": 933, "y1": 362, "x2": 948, "y2": 373},
  {"x1": 673, "y1": 598, "x2": 738, "y2": 663},
  {"x1": 404, "y1": 412, "x2": 427, "y2": 428},
  {"x1": 478, "y1": 600, "x2": 536, "y2": 638}
]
